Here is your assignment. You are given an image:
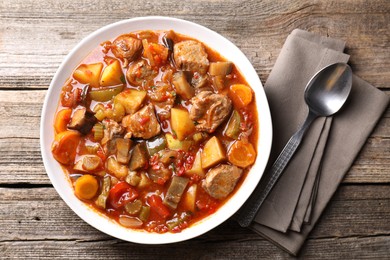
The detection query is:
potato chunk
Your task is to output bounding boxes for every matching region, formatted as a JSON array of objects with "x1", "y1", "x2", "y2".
[
  {"x1": 114, "y1": 89, "x2": 147, "y2": 115},
  {"x1": 170, "y1": 108, "x2": 195, "y2": 141},
  {"x1": 73, "y1": 63, "x2": 103, "y2": 88},
  {"x1": 100, "y1": 59, "x2": 124, "y2": 87},
  {"x1": 201, "y1": 136, "x2": 226, "y2": 169},
  {"x1": 186, "y1": 150, "x2": 205, "y2": 178}
]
